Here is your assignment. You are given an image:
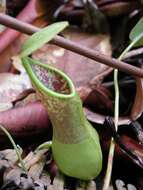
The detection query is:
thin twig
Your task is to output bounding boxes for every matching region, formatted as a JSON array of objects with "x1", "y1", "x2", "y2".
[
  {"x1": 124, "y1": 47, "x2": 143, "y2": 59},
  {"x1": 0, "y1": 14, "x2": 143, "y2": 78}
]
